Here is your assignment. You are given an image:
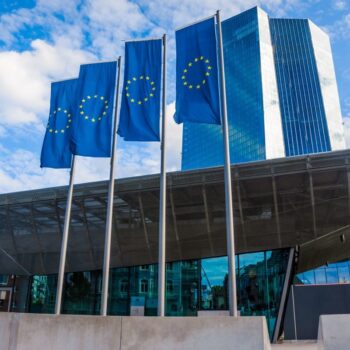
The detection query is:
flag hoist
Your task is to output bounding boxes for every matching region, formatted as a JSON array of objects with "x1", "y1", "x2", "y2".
[
  {"x1": 41, "y1": 60, "x2": 119, "y2": 315},
  {"x1": 174, "y1": 11, "x2": 238, "y2": 316},
  {"x1": 117, "y1": 35, "x2": 167, "y2": 316},
  {"x1": 41, "y1": 11, "x2": 235, "y2": 317},
  {"x1": 40, "y1": 78, "x2": 78, "y2": 315},
  {"x1": 100, "y1": 57, "x2": 122, "y2": 316}
]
